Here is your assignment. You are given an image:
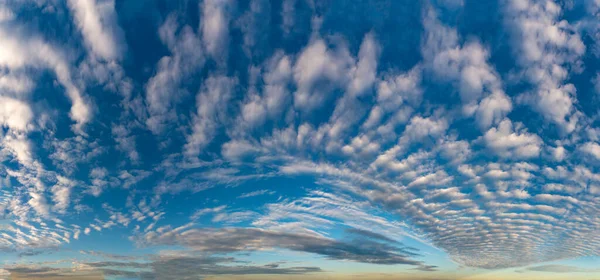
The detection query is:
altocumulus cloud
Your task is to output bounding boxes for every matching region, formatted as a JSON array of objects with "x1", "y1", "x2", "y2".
[{"x1": 1, "y1": 0, "x2": 600, "y2": 278}]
